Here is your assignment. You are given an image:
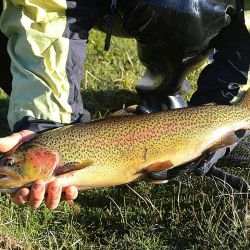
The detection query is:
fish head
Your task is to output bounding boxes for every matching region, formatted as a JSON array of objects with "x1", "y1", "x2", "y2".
[{"x1": 0, "y1": 145, "x2": 60, "y2": 190}]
